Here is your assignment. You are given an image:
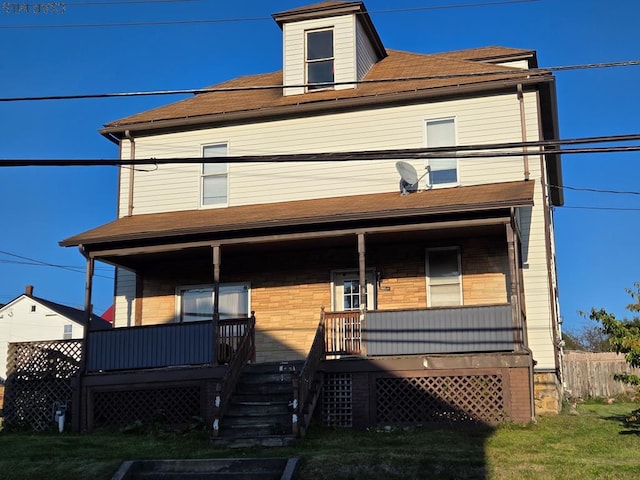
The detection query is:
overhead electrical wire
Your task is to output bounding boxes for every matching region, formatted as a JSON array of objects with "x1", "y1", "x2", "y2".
[
  {"x1": 1, "y1": 133, "x2": 639, "y2": 167},
  {"x1": 1, "y1": 0, "x2": 540, "y2": 29},
  {"x1": 0, "y1": 250, "x2": 114, "y2": 279},
  {"x1": 1, "y1": 60, "x2": 639, "y2": 103}
]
